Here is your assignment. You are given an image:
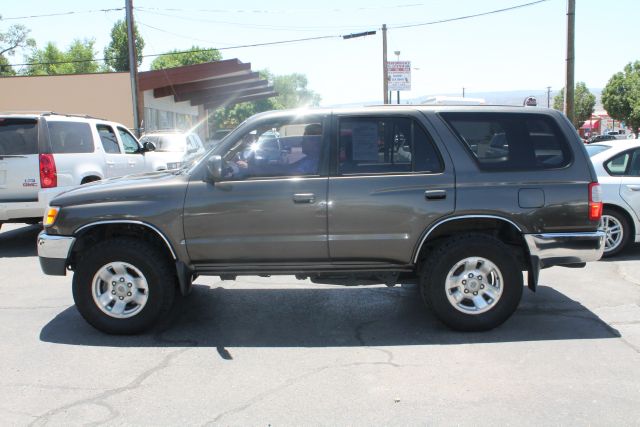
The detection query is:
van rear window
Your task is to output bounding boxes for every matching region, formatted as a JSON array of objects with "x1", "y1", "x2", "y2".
[
  {"x1": 48, "y1": 121, "x2": 94, "y2": 154},
  {"x1": 0, "y1": 118, "x2": 38, "y2": 155}
]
